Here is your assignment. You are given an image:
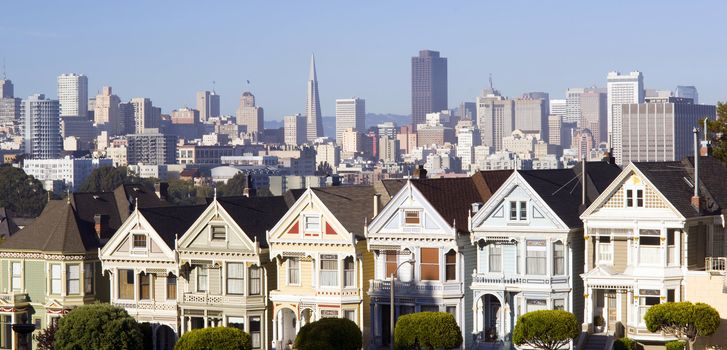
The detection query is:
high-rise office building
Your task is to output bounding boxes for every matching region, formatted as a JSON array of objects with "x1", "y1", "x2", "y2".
[
  {"x1": 306, "y1": 54, "x2": 323, "y2": 141},
  {"x1": 94, "y1": 86, "x2": 122, "y2": 135},
  {"x1": 0, "y1": 79, "x2": 13, "y2": 98},
  {"x1": 476, "y1": 90, "x2": 514, "y2": 151},
  {"x1": 171, "y1": 107, "x2": 200, "y2": 125},
  {"x1": 335, "y1": 98, "x2": 365, "y2": 142},
  {"x1": 127, "y1": 131, "x2": 177, "y2": 165},
  {"x1": 0, "y1": 97, "x2": 20, "y2": 126},
  {"x1": 675, "y1": 85, "x2": 698, "y2": 104},
  {"x1": 411, "y1": 50, "x2": 447, "y2": 127},
  {"x1": 523, "y1": 92, "x2": 550, "y2": 117},
  {"x1": 57, "y1": 73, "x2": 88, "y2": 118},
  {"x1": 119, "y1": 102, "x2": 135, "y2": 135},
  {"x1": 514, "y1": 97, "x2": 548, "y2": 137},
  {"x1": 340, "y1": 127, "x2": 363, "y2": 155},
  {"x1": 547, "y1": 115, "x2": 562, "y2": 147},
  {"x1": 458, "y1": 102, "x2": 476, "y2": 121},
  {"x1": 236, "y1": 91, "x2": 264, "y2": 137},
  {"x1": 607, "y1": 71, "x2": 644, "y2": 164},
  {"x1": 549, "y1": 99, "x2": 566, "y2": 117},
  {"x1": 284, "y1": 114, "x2": 307, "y2": 146},
  {"x1": 620, "y1": 97, "x2": 715, "y2": 164},
  {"x1": 131, "y1": 97, "x2": 159, "y2": 133},
  {"x1": 22, "y1": 94, "x2": 61, "y2": 159},
  {"x1": 196, "y1": 90, "x2": 220, "y2": 122},
  {"x1": 565, "y1": 88, "x2": 585, "y2": 124},
  {"x1": 456, "y1": 121, "x2": 481, "y2": 170},
  {"x1": 580, "y1": 90, "x2": 607, "y2": 144}
]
